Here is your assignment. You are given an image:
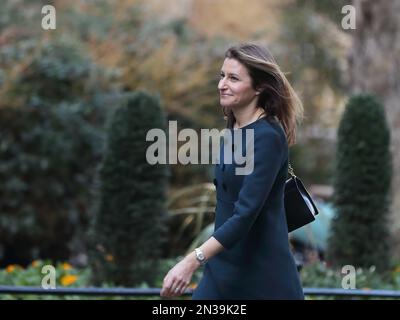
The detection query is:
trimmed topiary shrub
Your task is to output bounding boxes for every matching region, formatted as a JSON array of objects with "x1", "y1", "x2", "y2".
[
  {"x1": 327, "y1": 94, "x2": 392, "y2": 271},
  {"x1": 89, "y1": 91, "x2": 169, "y2": 286}
]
